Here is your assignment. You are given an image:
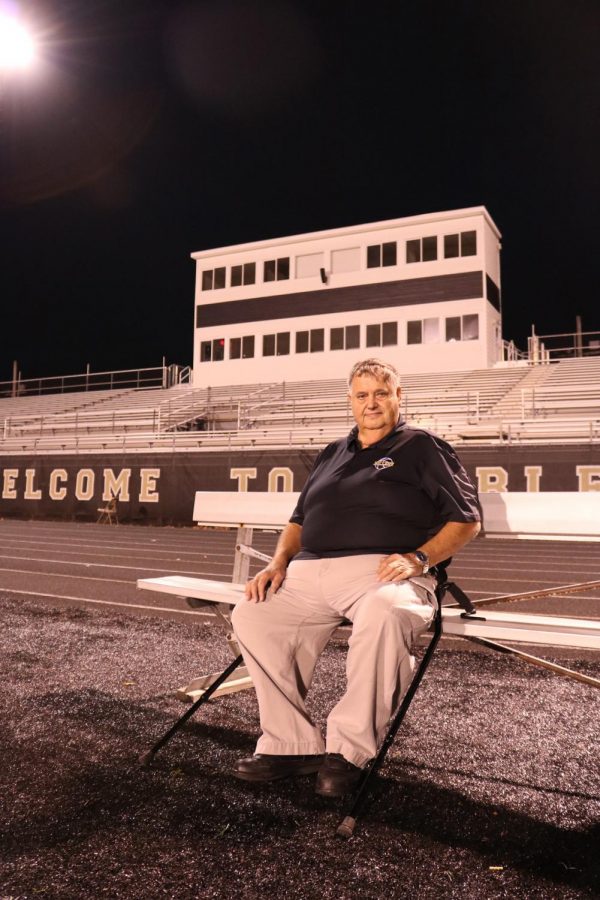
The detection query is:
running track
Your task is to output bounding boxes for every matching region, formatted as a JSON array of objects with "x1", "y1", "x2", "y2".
[{"x1": 0, "y1": 519, "x2": 598, "y2": 630}]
